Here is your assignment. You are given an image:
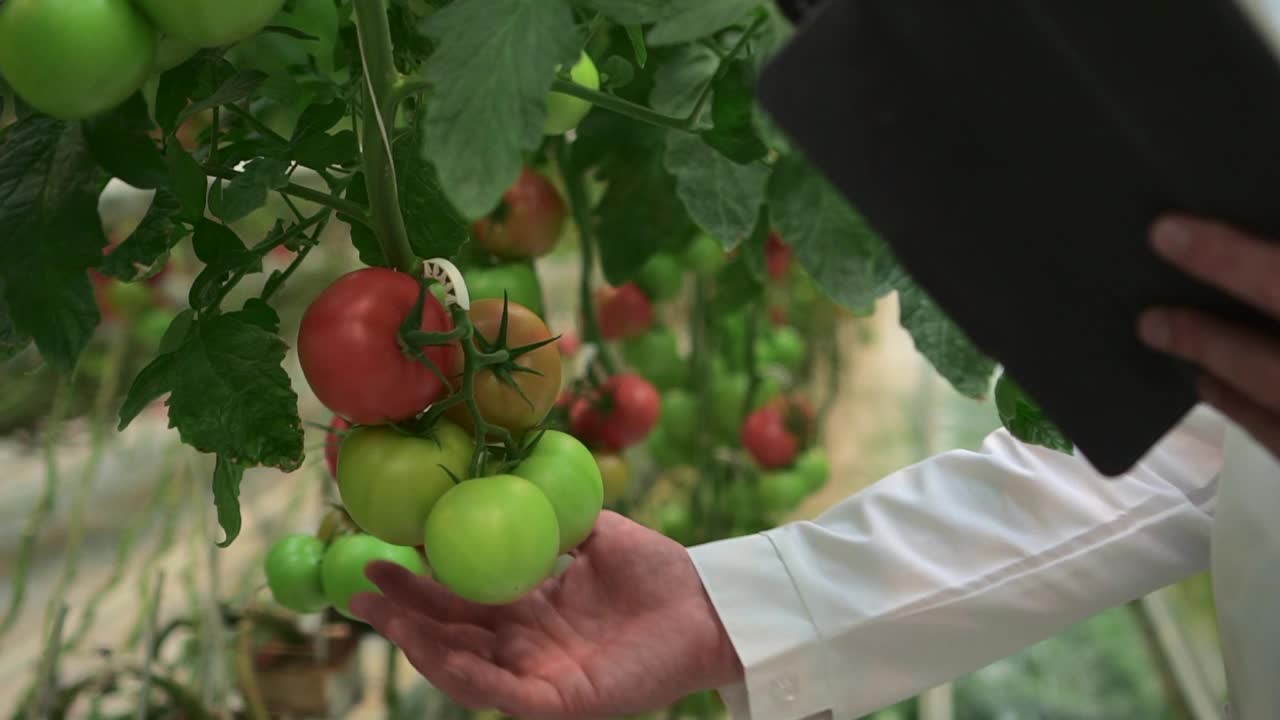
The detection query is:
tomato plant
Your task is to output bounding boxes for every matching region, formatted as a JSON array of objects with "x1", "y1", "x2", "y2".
[
  {"x1": 321, "y1": 533, "x2": 428, "y2": 618},
  {"x1": 766, "y1": 232, "x2": 794, "y2": 281},
  {"x1": 298, "y1": 268, "x2": 459, "y2": 425},
  {"x1": 424, "y1": 474, "x2": 561, "y2": 605},
  {"x1": 571, "y1": 373, "x2": 661, "y2": 451},
  {"x1": 512, "y1": 430, "x2": 603, "y2": 552},
  {"x1": 0, "y1": 0, "x2": 155, "y2": 120},
  {"x1": 472, "y1": 168, "x2": 567, "y2": 260},
  {"x1": 337, "y1": 423, "x2": 472, "y2": 547},
  {"x1": 265, "y1": 534, "x2": 329, "y2": 614},
  {"x1": 635, "y1": 252, "x2": 684, "y2": 302}
]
